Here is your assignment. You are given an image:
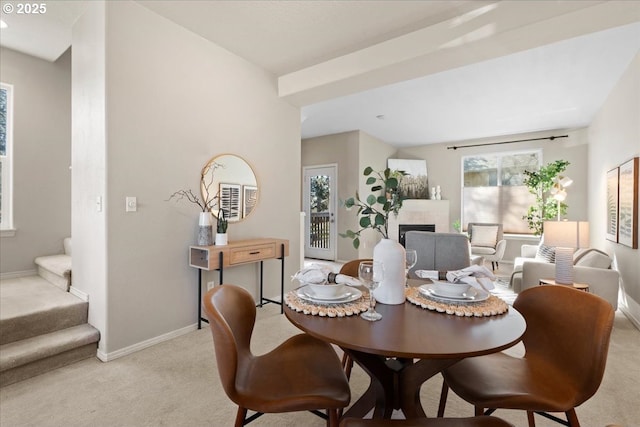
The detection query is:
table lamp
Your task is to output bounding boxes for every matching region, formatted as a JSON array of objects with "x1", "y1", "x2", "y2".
[{"x1": 543, "y1": 221, "x2": 589, "y2": 284}]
